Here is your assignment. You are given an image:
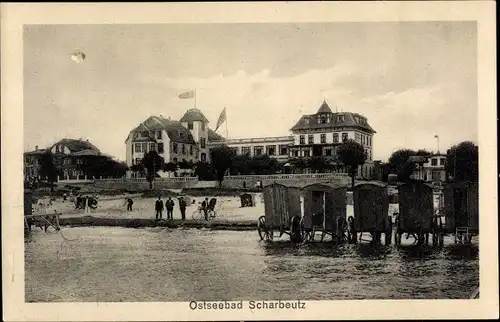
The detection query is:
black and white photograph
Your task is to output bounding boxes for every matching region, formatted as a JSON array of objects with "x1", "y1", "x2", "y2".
[{"x1": 2, "y1": 2, "x2": 497, "y2": 321}]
